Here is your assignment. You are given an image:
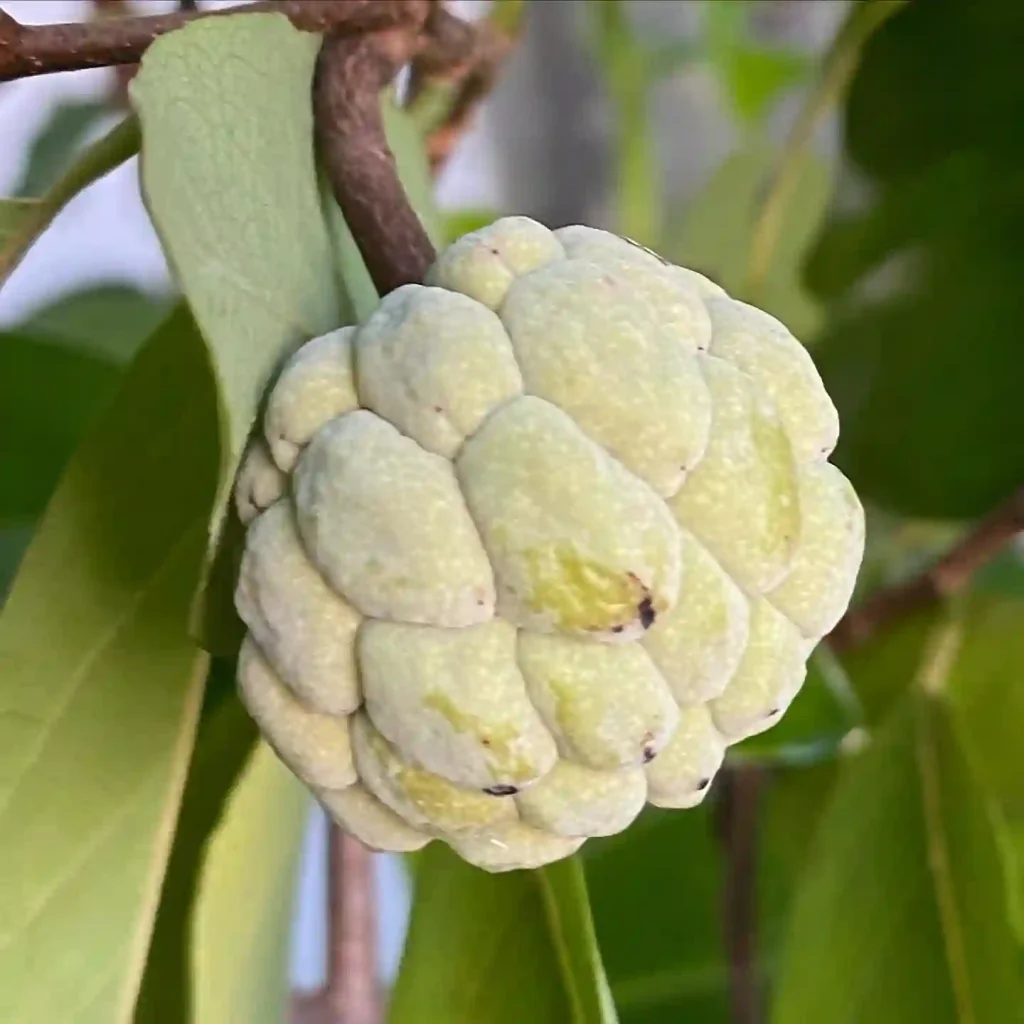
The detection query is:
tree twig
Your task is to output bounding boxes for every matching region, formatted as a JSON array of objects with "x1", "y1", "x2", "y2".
[
  {"x1": 313, "y1": 23, "x2": 438, "y2": 295},
  {"x1": 0, "y1": 0, "x2": 423, "y2": 81},
  {"x1": 716, "y1": 765, "x2": 766, "y2": 1024},
  {"x1": 829, "y1": 485, "x2": 1024, "y2": 653},
  {"x1": 409, "y1": 0, "x2": 526, "y2": 176},
  {"x1": 744, "y1": 0, "x2": 907, "y2": 299}
]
